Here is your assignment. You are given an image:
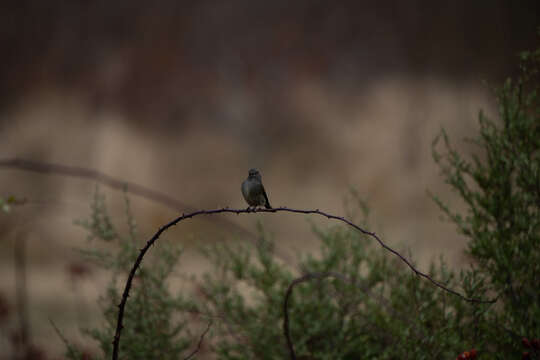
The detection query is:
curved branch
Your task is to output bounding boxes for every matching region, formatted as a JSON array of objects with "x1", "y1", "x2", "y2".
[
  {"x1": 111, "y1": 207, "x2": 497, "y2": 360},
  {"x1": 282, "y1": 270, "x2": 439, "y2": 359},
  {"x1": 282, "y1": 272, "x2": 346, "y2": 360},
  {"x1": 183, "y1": 321, "x2": 212, "y2": 360}
]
